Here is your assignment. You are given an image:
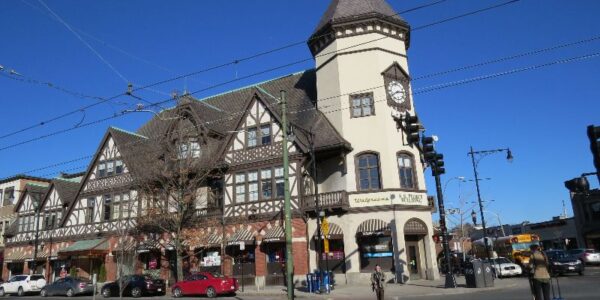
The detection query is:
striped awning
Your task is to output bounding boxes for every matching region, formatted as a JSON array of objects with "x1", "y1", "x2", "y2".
[
  {"x1": 185, "y1": 234, "x2": 223, "y2": 249},
  {"x1": 4, "y1": 251, "x2": 26, "y2": 262},
  {"x1": 313, "y1": 222, "x2": 343, "y2": 240},
  {"x1": 136, "y1": 240, "x2": 161, "y2": 253},
  {"x1": 404, "y1": 219, "x2": 428, "y2": 235},
  {"x1": 262, "y1": 226, "x2": 285, "y2": 243},
  {"x1": 356, "y1": 219, "x2": 390, "y2": 236},
  {"x1": 226, "y1": 229, "x2": 255, "y2": 246}
]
